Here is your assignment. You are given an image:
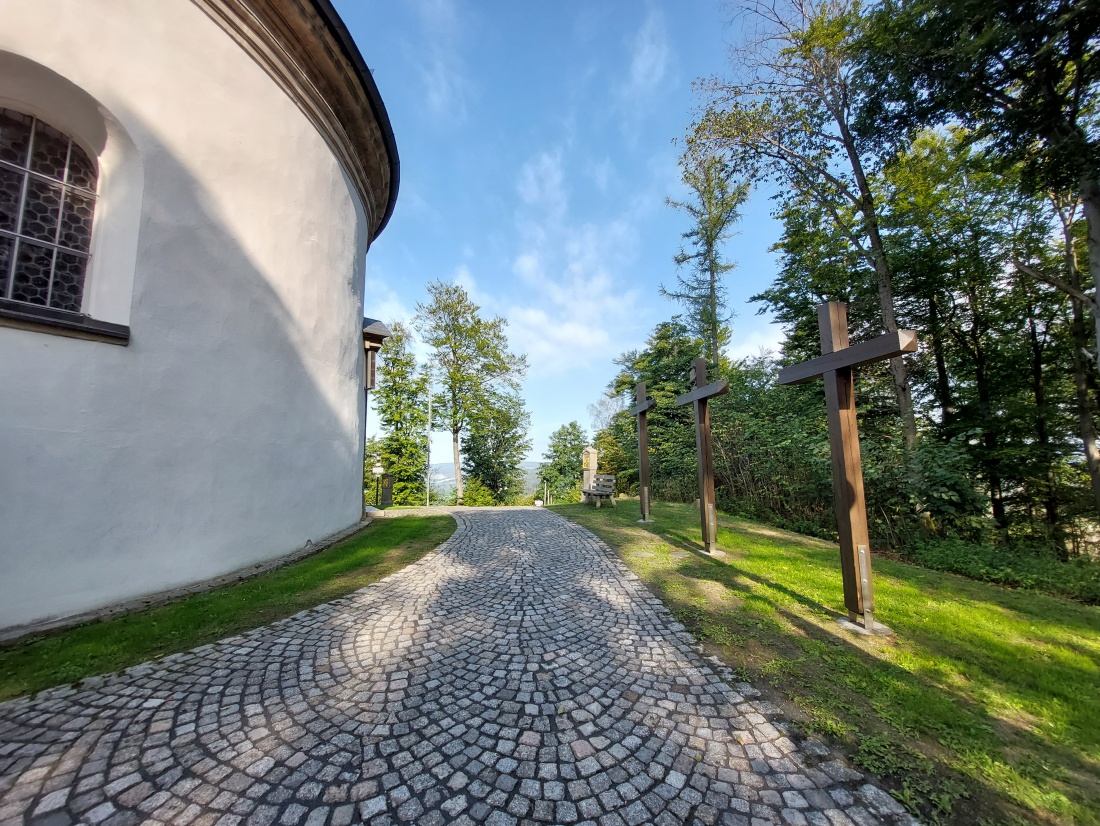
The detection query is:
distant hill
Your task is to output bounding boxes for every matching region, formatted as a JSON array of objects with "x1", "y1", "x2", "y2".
[{"x1": 427, "y1": 461, "x2": 542, "y2": 499}]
